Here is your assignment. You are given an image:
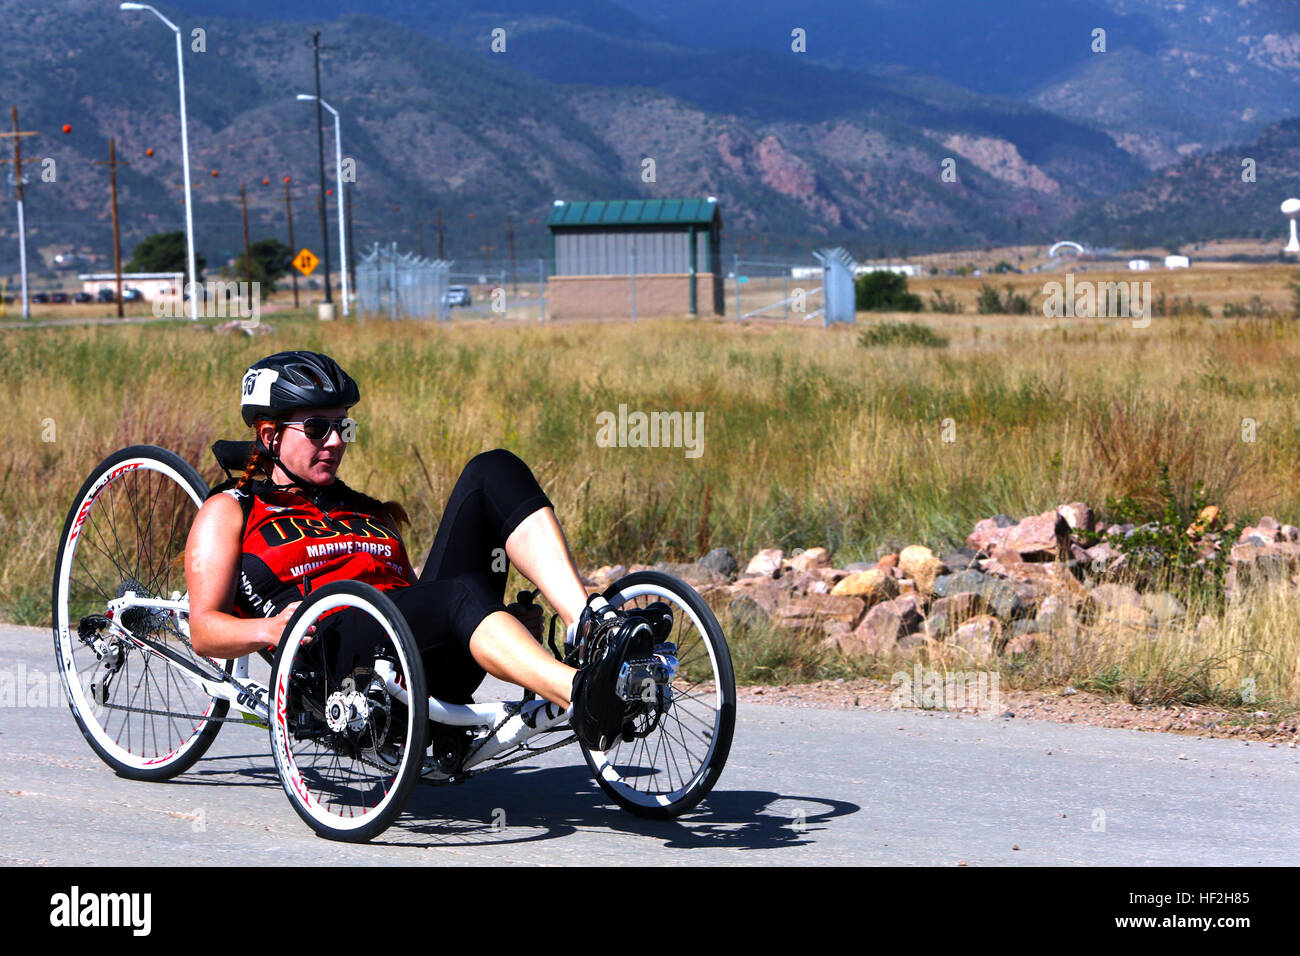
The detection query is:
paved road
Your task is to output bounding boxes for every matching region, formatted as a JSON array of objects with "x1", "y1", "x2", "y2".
[{"x1": 3, "y1": 622, "x2": 1297, "y2": 865}]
